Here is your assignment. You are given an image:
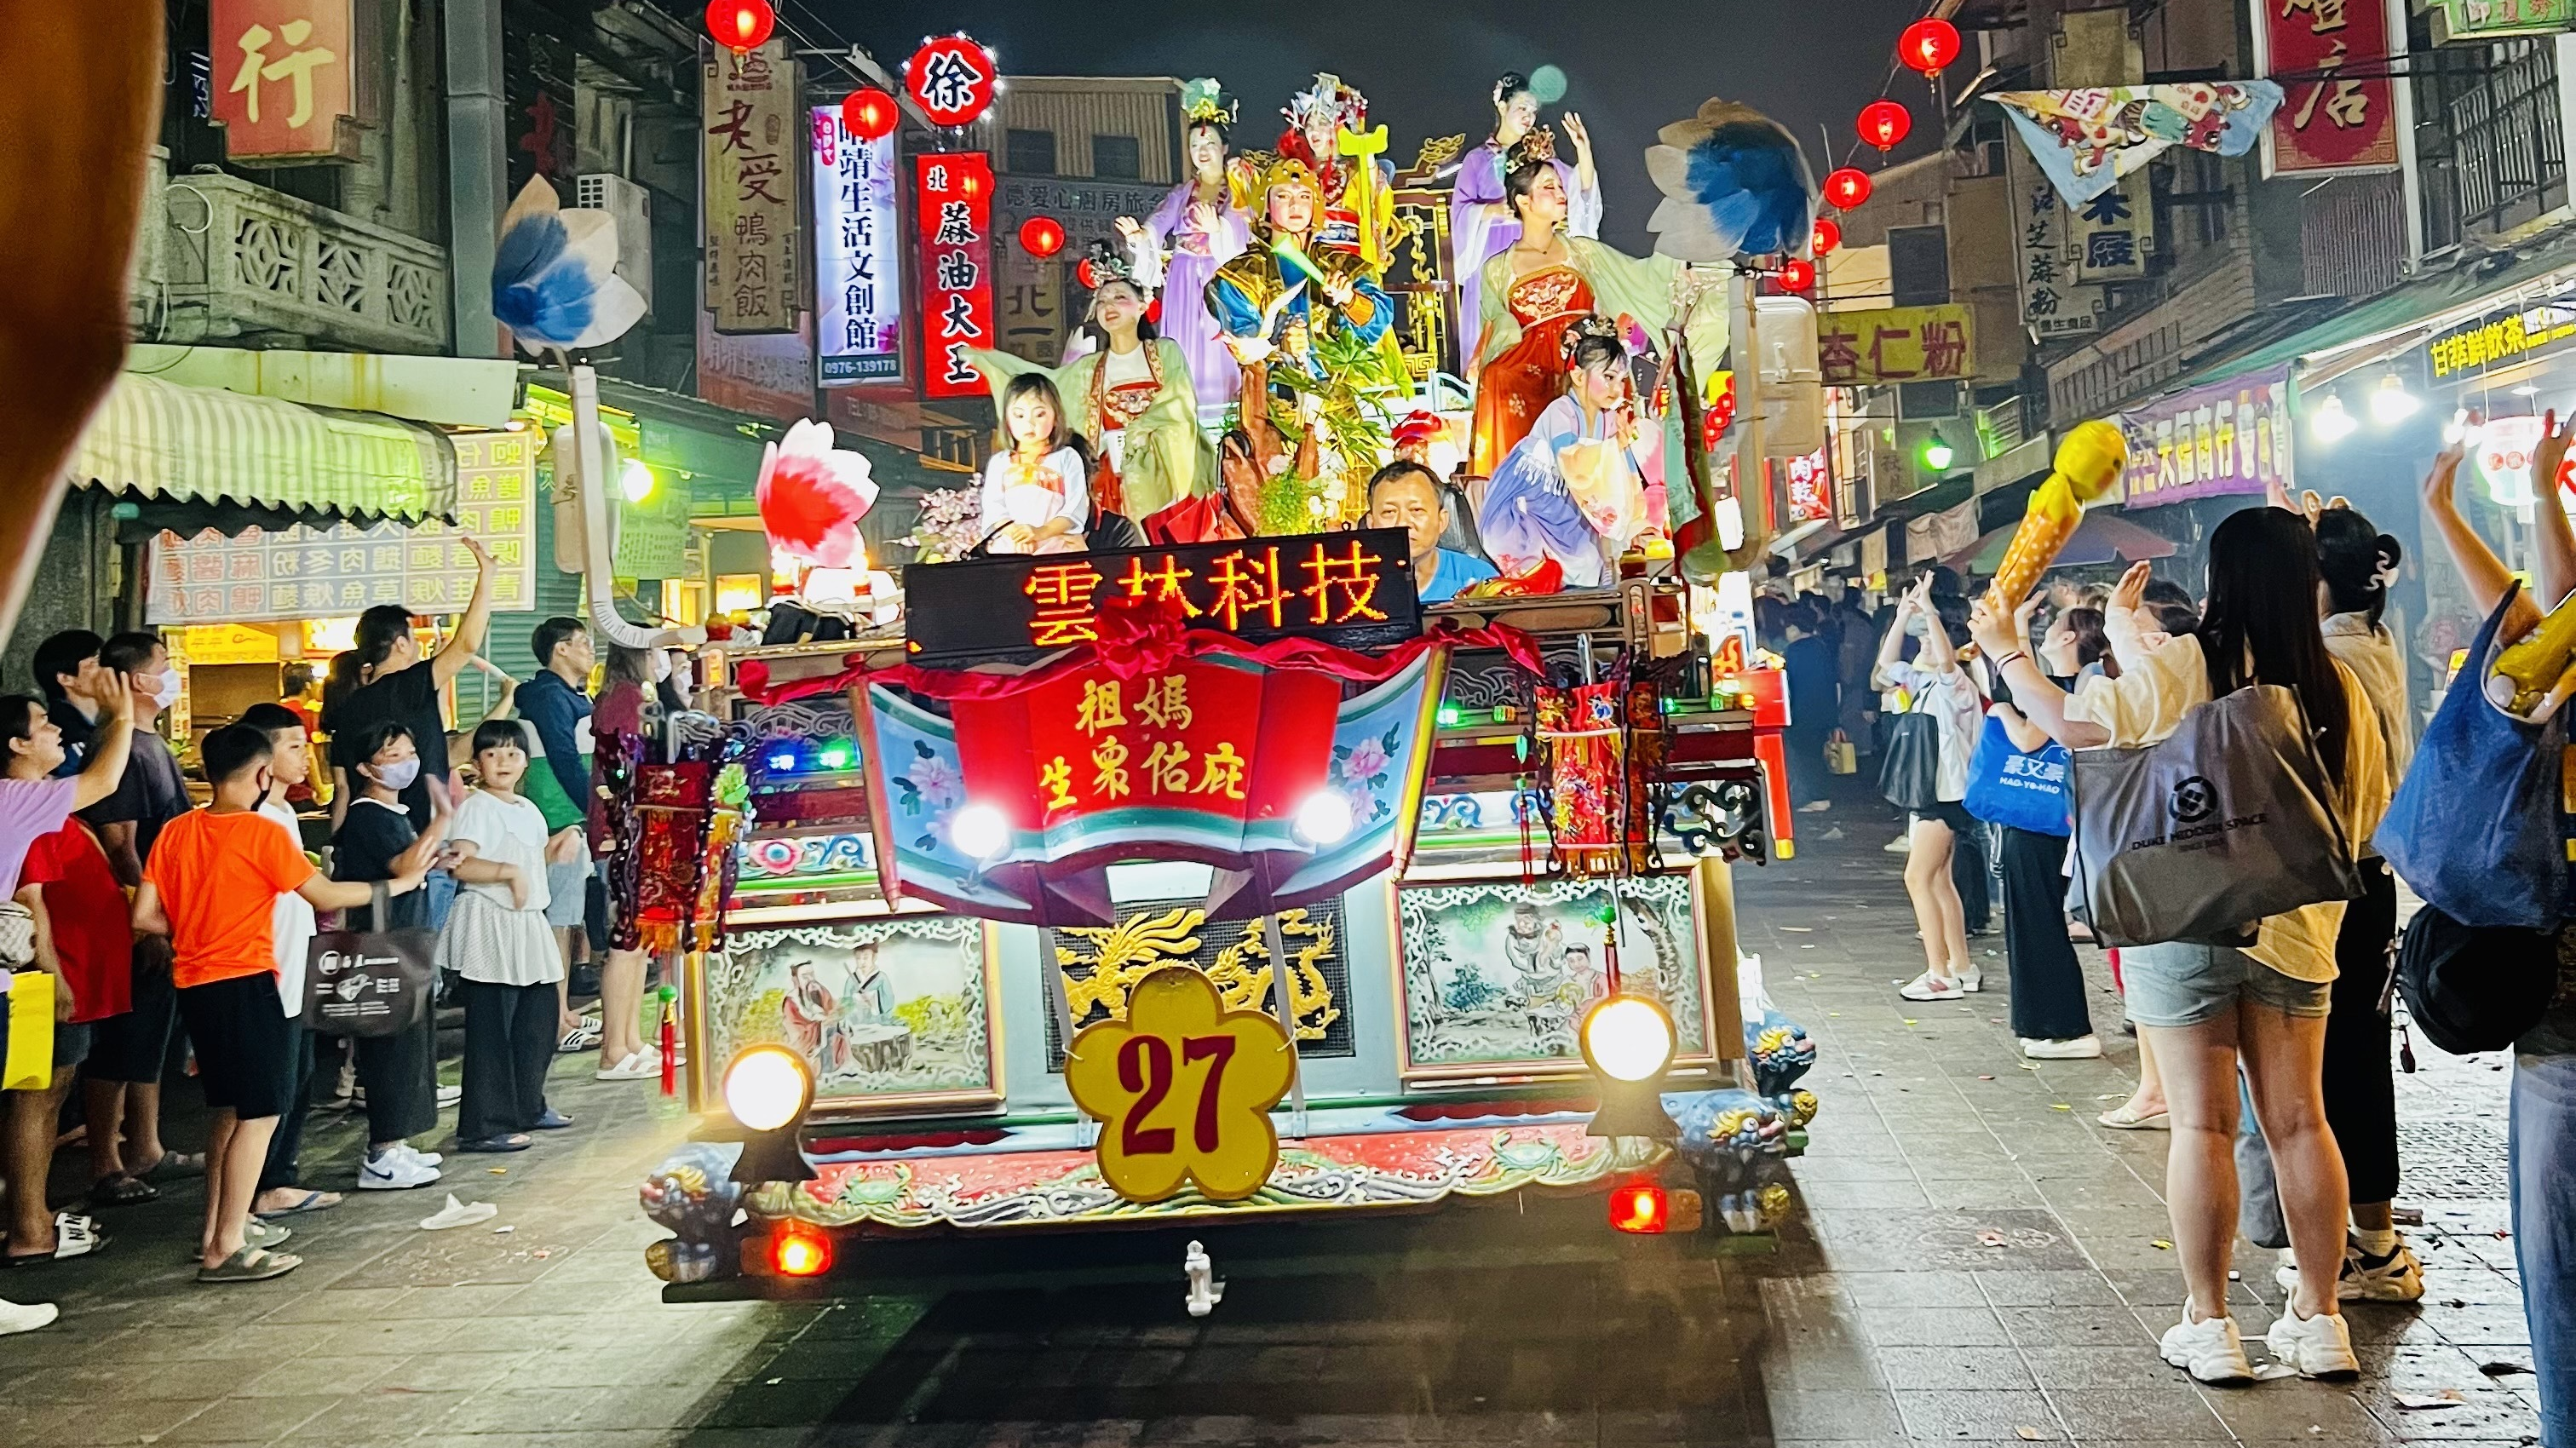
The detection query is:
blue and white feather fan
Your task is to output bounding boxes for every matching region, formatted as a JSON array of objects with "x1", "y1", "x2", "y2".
[
  {"x1": 492, "y1": 176, "x2": 647, "y2": 355},
  {"x1": 1646, "y1": 99, "x2": 1818, "y2": 263}
]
